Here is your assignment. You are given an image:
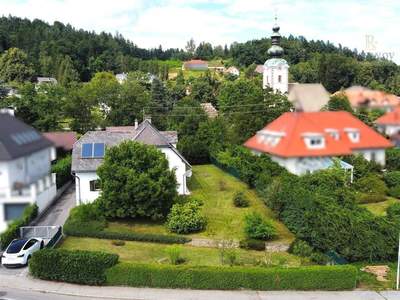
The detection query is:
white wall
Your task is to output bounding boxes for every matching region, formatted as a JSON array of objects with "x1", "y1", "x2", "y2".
[
  {"x1": 75, "y1": 172, "x2": 100, "y2": 205},
  {"x1": 75, "y1": 147, "x2": 190, "y2": 205},
  {"x1": 263, "y1": 65, "x2": 289, "y2": 94},
  {"x1": 353, "y1": 149, "x2": 386, "y2": 166},
  {"x1": 382, "y1": 124, "x2": 400, "y2": 136}
]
